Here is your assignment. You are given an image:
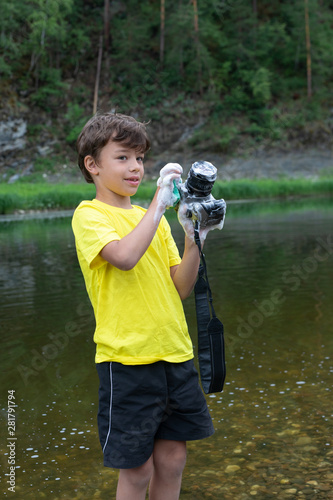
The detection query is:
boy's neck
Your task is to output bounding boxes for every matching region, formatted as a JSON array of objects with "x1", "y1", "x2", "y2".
[{"x1": 95, "y1": 190, "x2": 133, "y2": 209}]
